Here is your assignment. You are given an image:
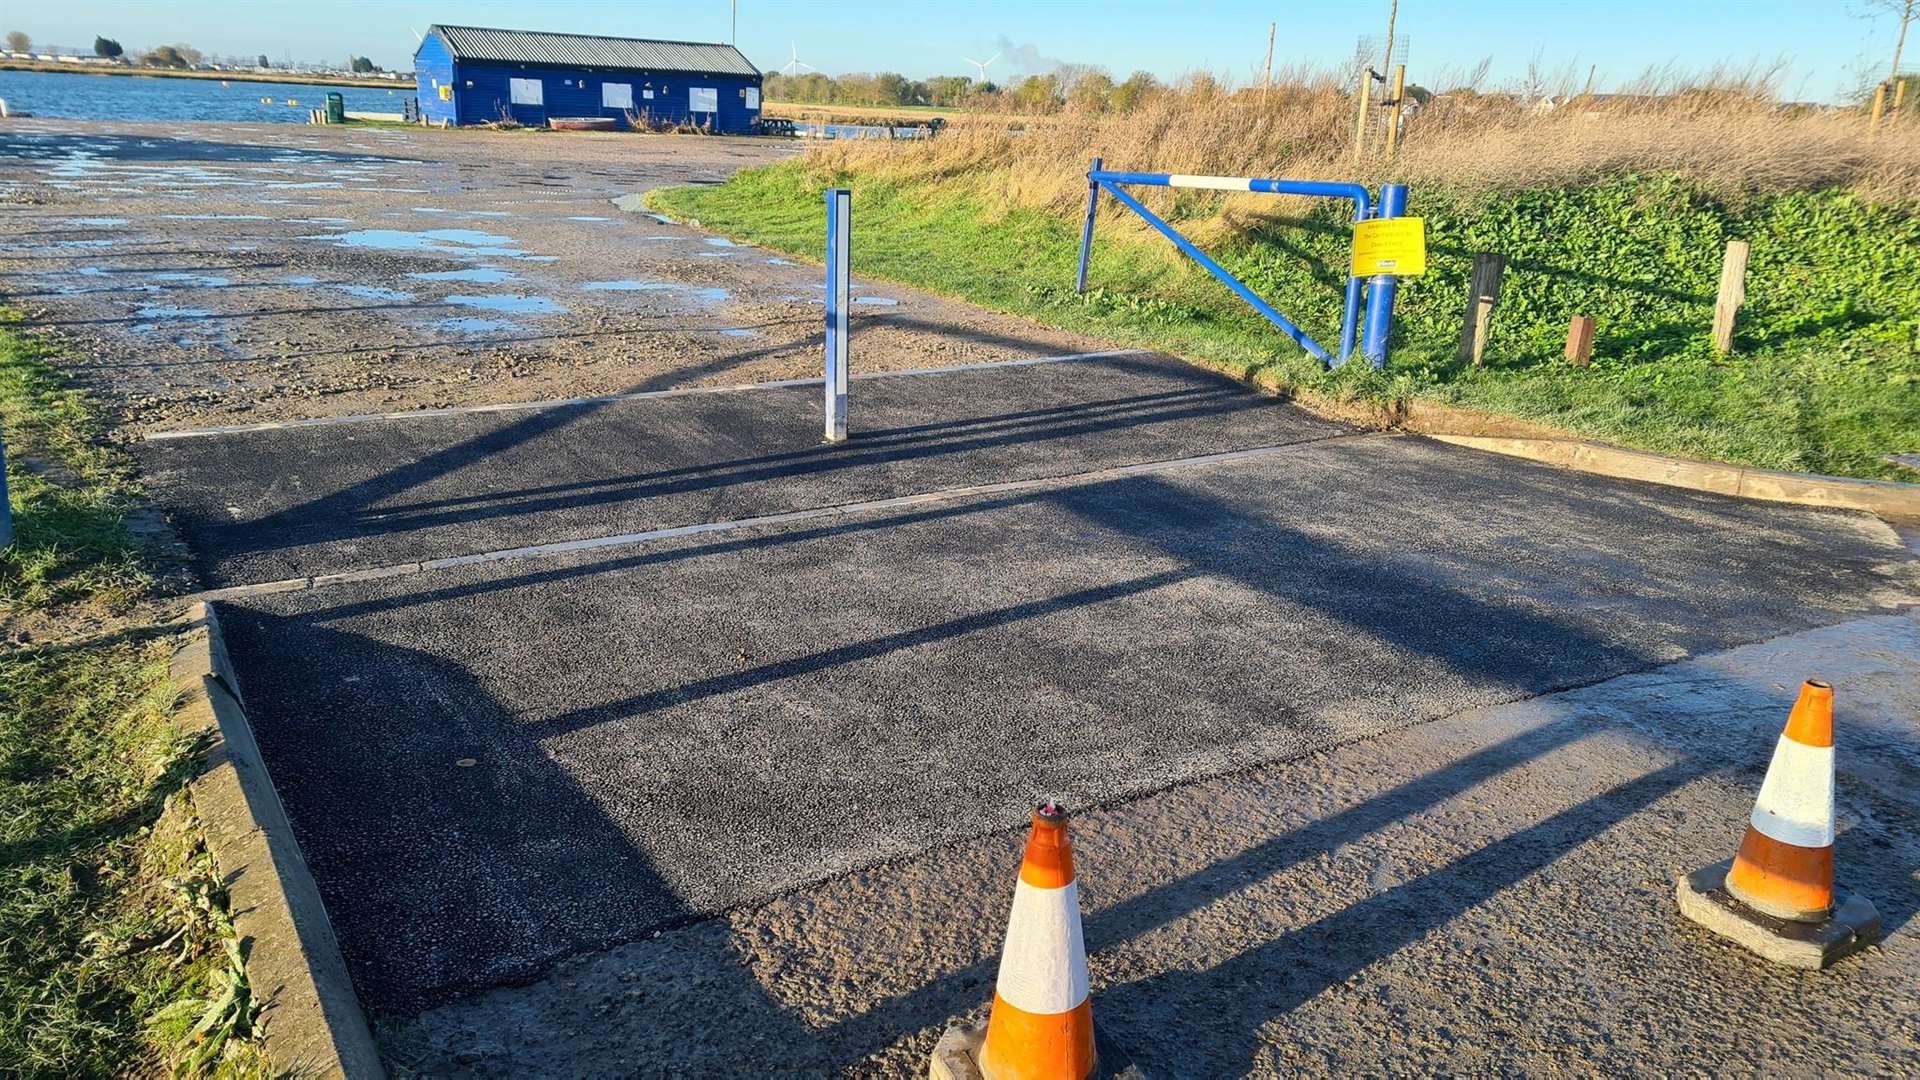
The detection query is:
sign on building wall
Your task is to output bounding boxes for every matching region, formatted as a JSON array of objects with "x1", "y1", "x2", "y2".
[
  {"x1": 602, "y1": 82, "x2": 634, "y2": 109},
  {"x1": 689, "y1": 86, "x2": 718, "y2": 113},
  {"x1": 745, "y1": 88, "x2": 760, "y2": 109}
]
